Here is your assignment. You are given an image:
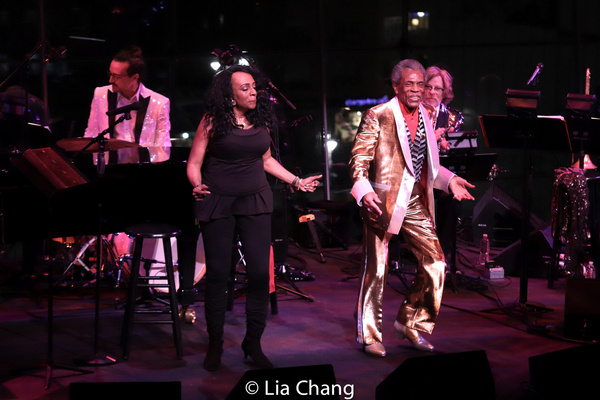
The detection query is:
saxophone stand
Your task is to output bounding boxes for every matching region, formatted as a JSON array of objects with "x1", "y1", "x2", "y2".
[
  {"x1": 274, "y1": 263, "x2": 315, "y2": 302},
  {"x1": 268, "y1": 185, "x2": 315, "y2": 302},
  {"x1": 228, "y1": 239, "x2": 314, "y2": 313},
  {"x1": 479, "y1": 101, "x2": 570, "y2": 318}
]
